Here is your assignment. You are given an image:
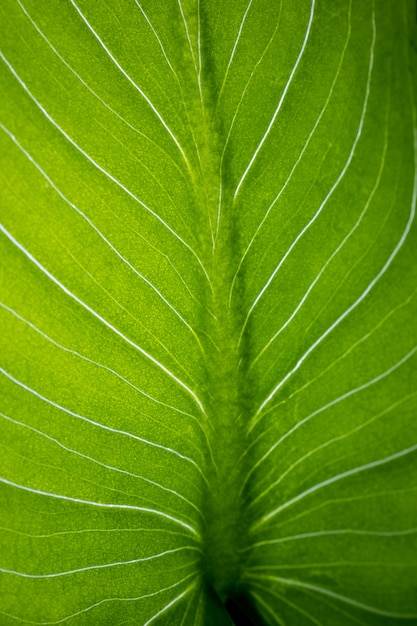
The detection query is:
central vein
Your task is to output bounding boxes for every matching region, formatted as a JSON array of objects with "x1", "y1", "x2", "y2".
[
  {"x1": 192, "y1": 91, "x2": 248, "y2": 604},
  {"x1": 203, "y1": 247, "x2": 249, "y2": 600},
  {"x1": 177, "y1": 0, "x2": 251, "y2": 601}
]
